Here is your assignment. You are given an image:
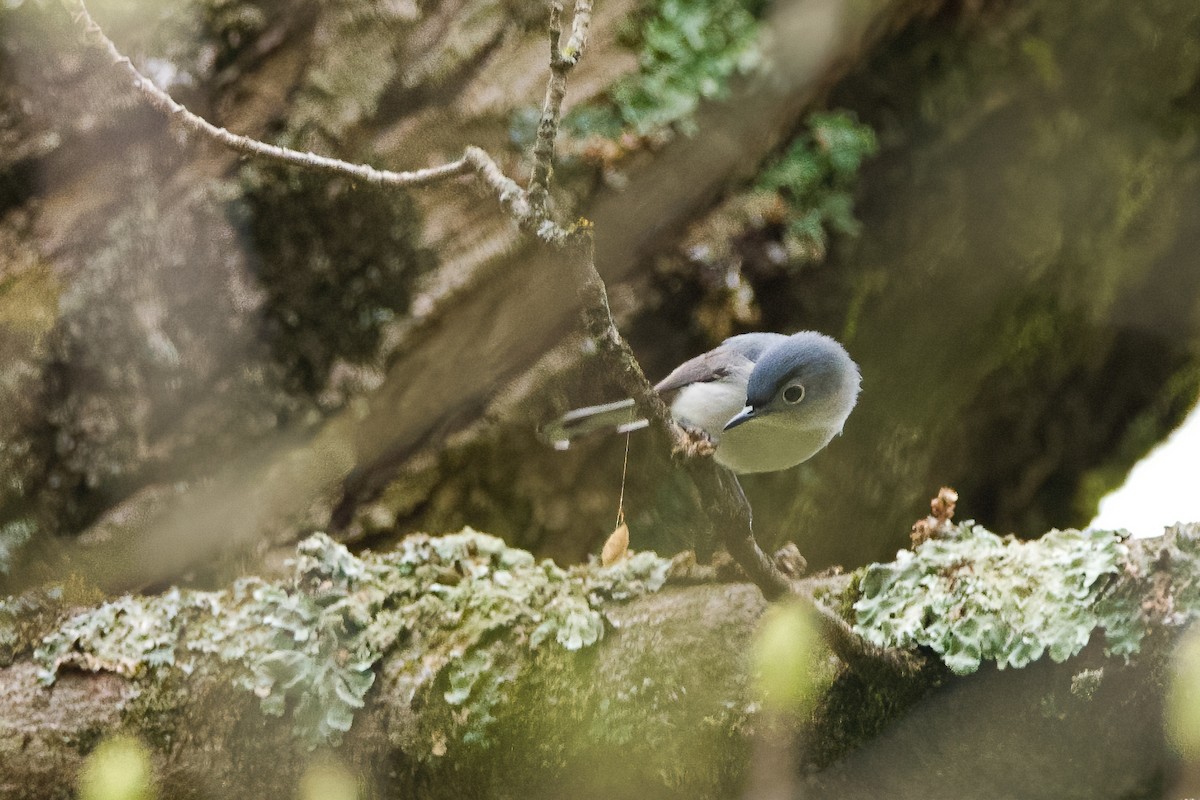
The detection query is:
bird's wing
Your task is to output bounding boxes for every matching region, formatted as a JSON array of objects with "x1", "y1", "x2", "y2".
[
  {"x1": 541, "y1": 334, "x2": 787, "y2": 450},
  {"x1": 653, "y1": 346, "x2": 752, "y2": 394},
  {"x1": 653, "y1": 333, "x2": 785, "y2": 395}
]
